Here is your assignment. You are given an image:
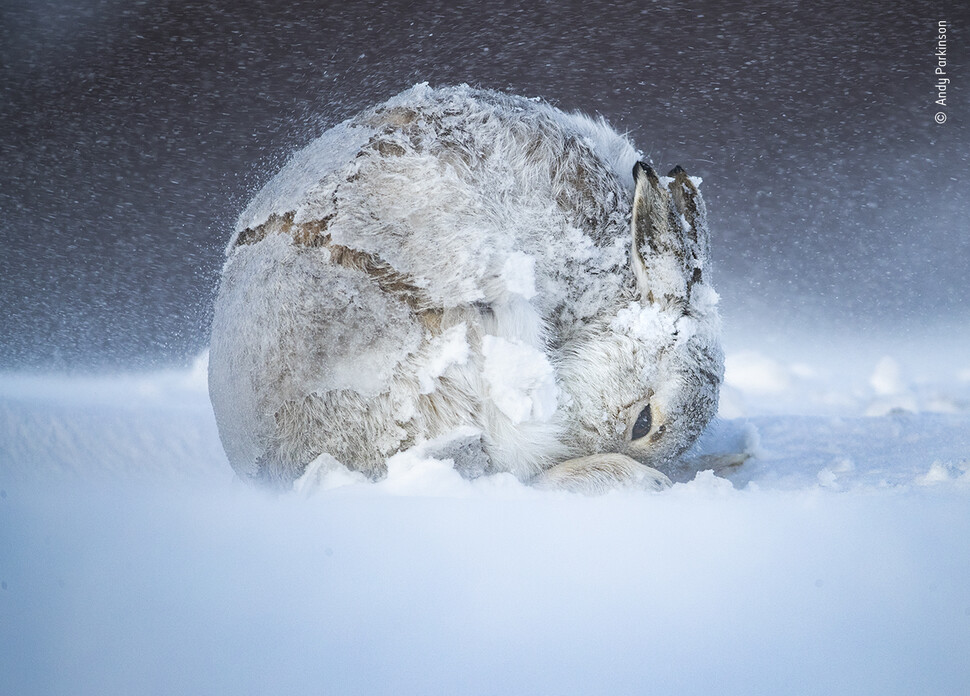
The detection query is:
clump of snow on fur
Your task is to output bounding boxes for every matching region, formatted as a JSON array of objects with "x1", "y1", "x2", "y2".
[
  {"x1": 610, "y1": 302, "x2": 676, "y2": 351},
  {"x1": 500, "y1": 252, "x2": 537, "y2": 299},
  {"x1": 415, "y1": 323, "x2": 470, "y2": 395},
  {"x1": 689, "y1": 283, "x2": 720, "y2": 315},
  {"x1": 482, "y1": 335, "x2": 558, "y2": 424}
]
